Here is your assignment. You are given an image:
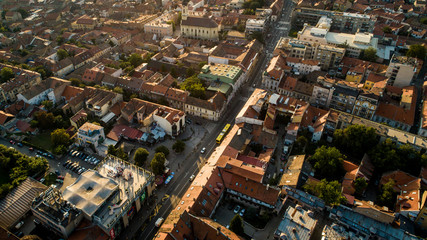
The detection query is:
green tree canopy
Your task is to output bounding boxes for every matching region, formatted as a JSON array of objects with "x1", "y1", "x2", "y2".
[
  {"x1": 151, "y1": 152, "x2": 166, "y2": 175},
  {"x1": 369, "y1": 139, "x2": 401, "y2": 173},
  {"x1": 229, "y1": 214, "x2": 244, "y2": 236},
  {"x1": 17, "y1": 9, "x2": 29, "y2": 19},
  {"x1": 382, "y1": 26, "x2": 392, "y2": 33},
  {"x1": 34, "y1": 111, "x2": 55, "y2": 130},
  {"x1": 155, "y1": 145, "x2": 170, "y2": 157},
  {"x1": 57, "y1": 49, "x2": 69, "y2": 61},
  {"x1": 309, "y1": 146, "x2": 345, "y2": 181},
  {"x1": 353, "y1": 177, "x2": 368, "y2": 196},
  {"x1": 333, "y1": 124, "x2": 378, "y2": 158},
  {"x1": 128, "y1": 53, "x2": 143, "y2": 68},
  {"x1": 0, "y1": 67, "x2": 14, "y2": 83},
  {"x1": 172, "y1": 140, "x2": 186, "y2": 153},
  {"x1": 113, "y1": 87, "x2": 124, "y2": 94},
  {"x1": 406, "y1": 44, "x2": 426, "y2": 60},
  {"x1": 180, "y1": 76, "x2": 206, "y2": 99},
  {"x1": 361, "y1": 47, "x2": 377, "y2": 62},
  {"x1": 134, "y1": 148, "x2": 149, "y2": 167},
  {"x1": 51, "y1": 128, "x2": 71, "y2": 147},
  {"x1": 377, "y1": 179, "x2": 396, "y2": 208},
  {"x1": 304, "y1": 179, "x2": 346, "y2": 206}
]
